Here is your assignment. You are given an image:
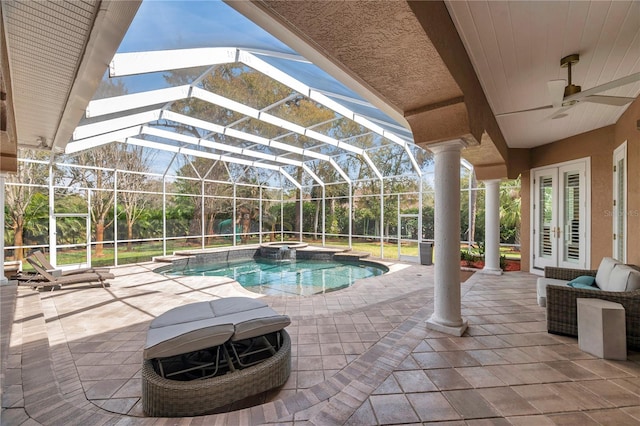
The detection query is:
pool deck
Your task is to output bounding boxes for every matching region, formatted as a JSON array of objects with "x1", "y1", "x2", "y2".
[{"x1": 2, "y1": 259, "x2": 640, "y2": 425}]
